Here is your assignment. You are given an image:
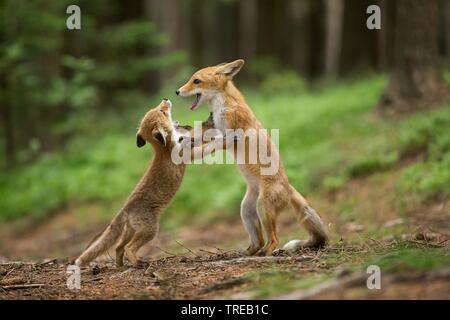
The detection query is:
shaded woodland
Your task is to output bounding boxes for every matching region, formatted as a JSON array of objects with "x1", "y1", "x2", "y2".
[{"x1": 1, "y1": 0, "x2": 449, "y2": 168}]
